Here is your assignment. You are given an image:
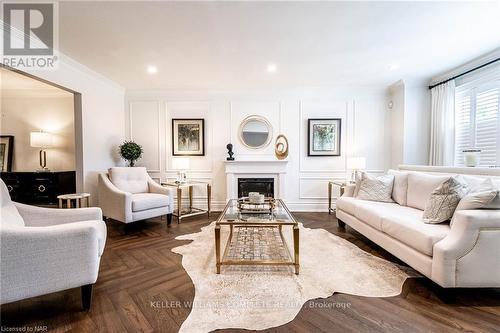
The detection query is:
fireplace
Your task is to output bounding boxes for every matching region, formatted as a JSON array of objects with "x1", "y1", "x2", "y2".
[
  {"x1": 224, "y1": 160, "x2": 288, "y2": 201},
  {"x1": 238, "y1": 178, "x2": 274, "y2": 198}
]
